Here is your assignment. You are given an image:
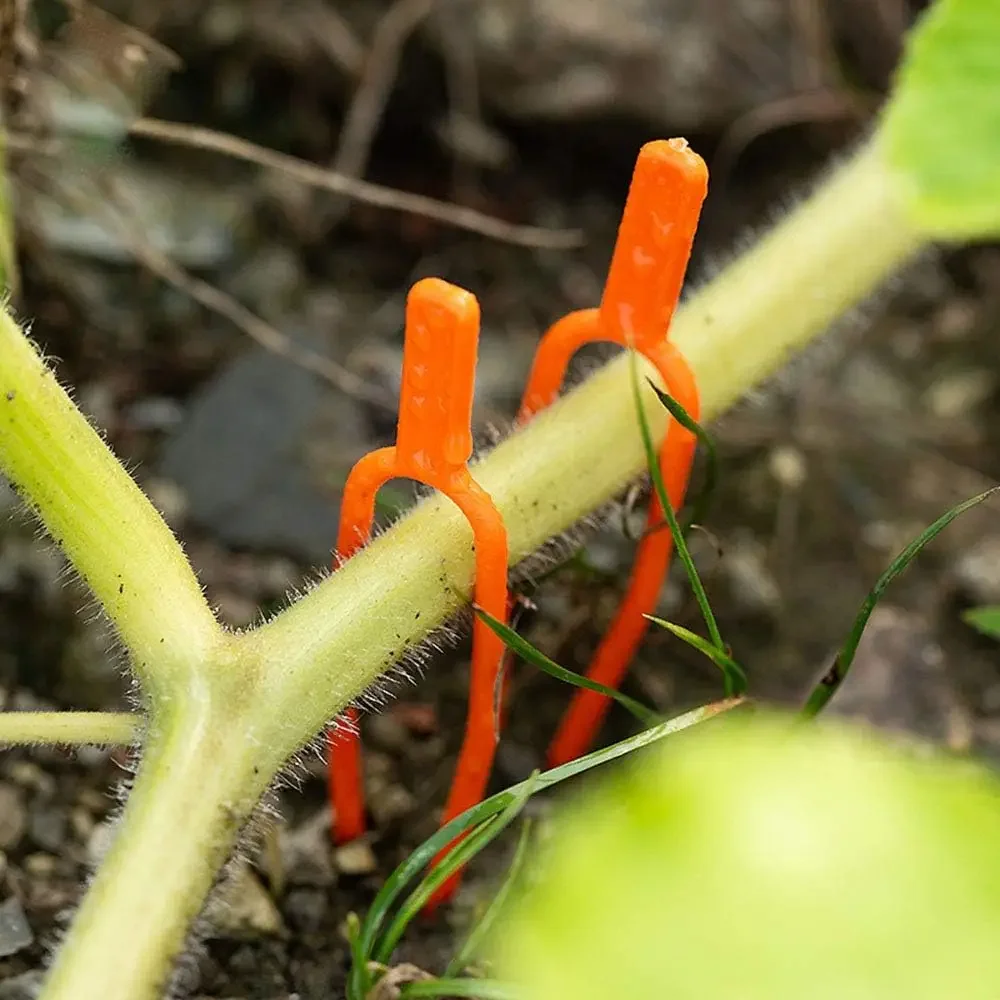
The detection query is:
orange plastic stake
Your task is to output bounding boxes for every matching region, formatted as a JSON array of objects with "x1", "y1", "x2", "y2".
[
  {"x1": 327, "y1": 277, "x2": 509, "y2": 905},
  {"x1": 517, "y1": 138, "x2": 708, "y2": 768}
]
